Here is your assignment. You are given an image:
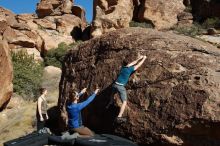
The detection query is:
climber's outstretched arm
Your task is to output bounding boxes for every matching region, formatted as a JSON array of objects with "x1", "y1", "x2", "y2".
[
  {"x1": 134, "y1": 56, "x2": 146, "y2": 70},
  {"x1": 126, "y1": 56, "x2": 144, "y2": 67}
]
